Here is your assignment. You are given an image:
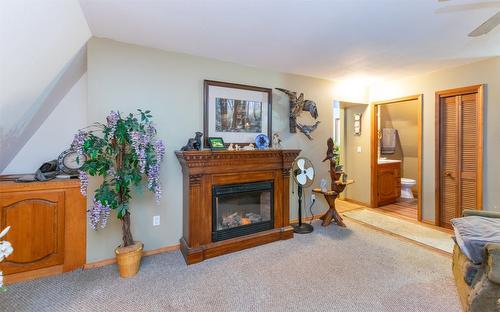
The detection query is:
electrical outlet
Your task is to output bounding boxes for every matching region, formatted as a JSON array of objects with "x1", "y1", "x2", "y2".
[
  {"x1": 311, "y1": 194, "x2": 316, "y2": 201},
  {"x1": 356, "y1": 146, "x2": 362, "y2": 153},
  {"x1": 153, "y1": 215, "x2": 160, "y2": 226}
]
